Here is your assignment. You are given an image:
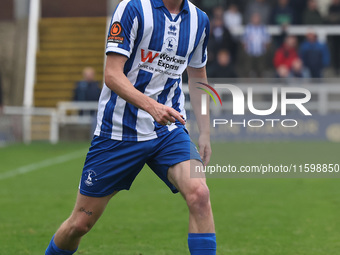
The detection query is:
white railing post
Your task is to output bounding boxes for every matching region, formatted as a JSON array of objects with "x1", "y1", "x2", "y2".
[
  {"x1": 318, "y1": 90, "x2": 328, "y2": 115},
  {"x1": 23, "y1": 0, "x2": 40, "y2": 108},
  {"x1": 23, "y1": 0, "x2": 40, "y2": 144},
  {"x1": 50, "y1": 110, "x2": 59, "y2": 144},
  {"x1": 23, "y1": 108, "x2": 32, "y2": 144}
]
